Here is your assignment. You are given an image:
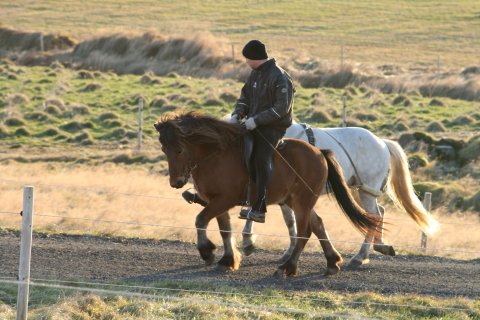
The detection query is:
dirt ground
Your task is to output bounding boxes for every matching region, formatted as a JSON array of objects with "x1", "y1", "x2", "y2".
[{"x1": 0, "y1": 229, "x2": 478, "y2": 298}]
